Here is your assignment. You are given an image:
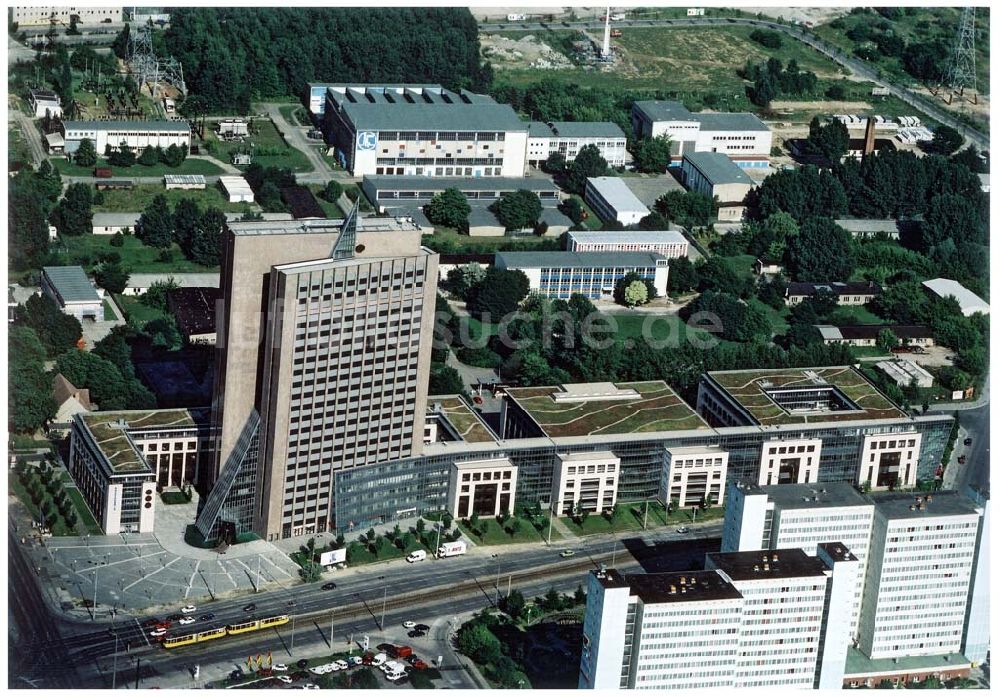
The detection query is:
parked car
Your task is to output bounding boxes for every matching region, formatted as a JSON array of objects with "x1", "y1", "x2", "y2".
[
  {"x1": 410, "y1": 659, "x2": 429, "y2": 671},
  {"x1": 415, "y1": 624, "x2": 430, "y2": 632},
  {"x1": 402, "y1": 620, "x2": 416, "y2": 629},
  {"x1": 178, "y1": 616, "x2": 196, "y2": 625},
  {"x1": 272, "y1": 664, "x2": 289, "y2": 672},
  {"x1": 322, "y1": 582, "x2": 337, "y2": 590},
  {"x1": 276, "y1": 675, "x2": 293, "y2": 684},
  {"x1": 333, "y1": 660, "x2": 349, "y2": 670},
  {"x1": 149, "y1": 628, "x2": 168, "y2": 637},
  {"x1": 347, "y1": 656, "x2": 362, "y2": 667},
  {"x1": 371, "y1": 653, "x2": 387, "y2": 667},
  {"x1": 407, "y1": 629, "x2": 426, "y2": 638}
]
